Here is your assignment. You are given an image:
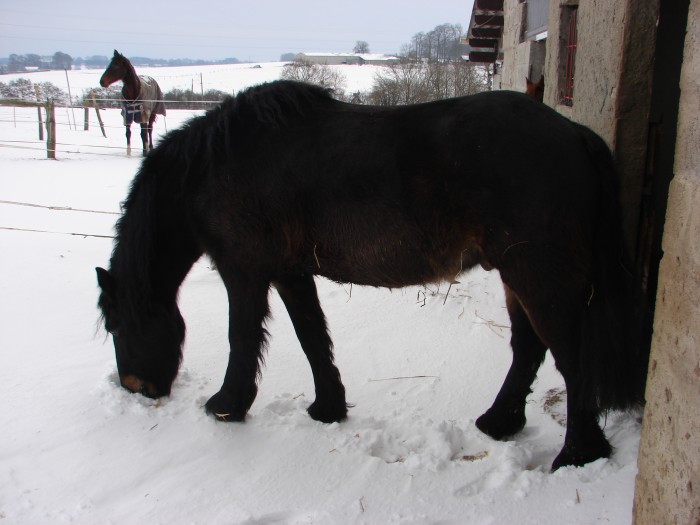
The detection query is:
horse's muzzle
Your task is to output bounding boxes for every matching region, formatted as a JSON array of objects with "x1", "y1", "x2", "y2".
[{"x1": 120, "y1": 374, "x2": 160, "y2": 398}]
